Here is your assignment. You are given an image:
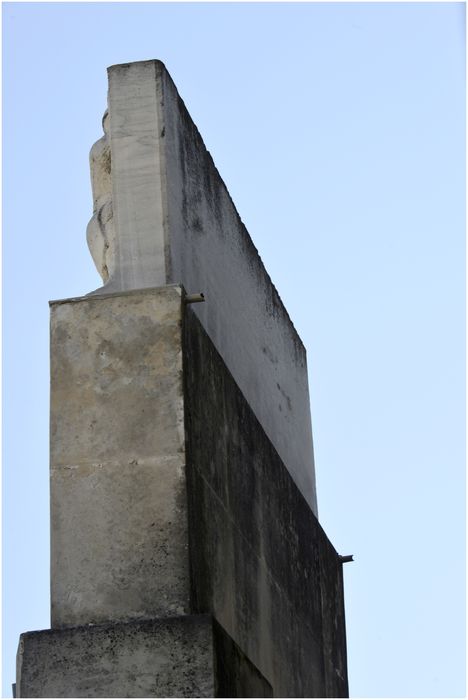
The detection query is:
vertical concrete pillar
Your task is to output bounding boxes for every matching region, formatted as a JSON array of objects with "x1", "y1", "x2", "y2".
[
  {"x1": 50, "y1": 285, "x2": 189, "y2": 627},
  {"x1": 105, "y1": 61, "x2": 169, "y2": 292}
]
